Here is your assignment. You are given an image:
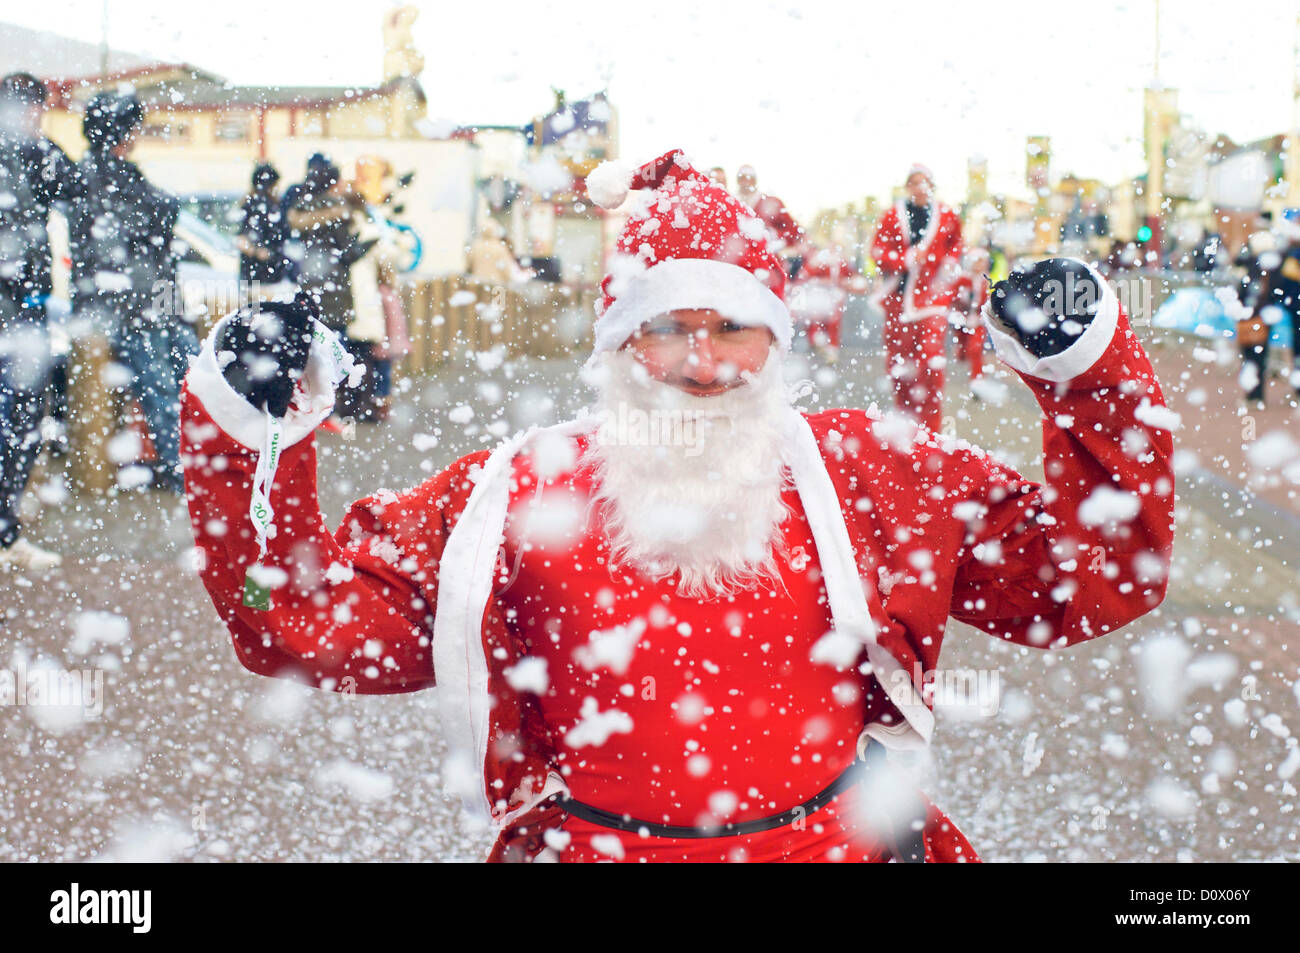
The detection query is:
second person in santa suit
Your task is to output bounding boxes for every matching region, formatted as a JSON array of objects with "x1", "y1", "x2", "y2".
[
  {"x1": 871, "y1": 164, "x2": 964, "y2": 431},
  {"x1": 949, "y1": 245, "x2": 992, "y2": 384}
]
